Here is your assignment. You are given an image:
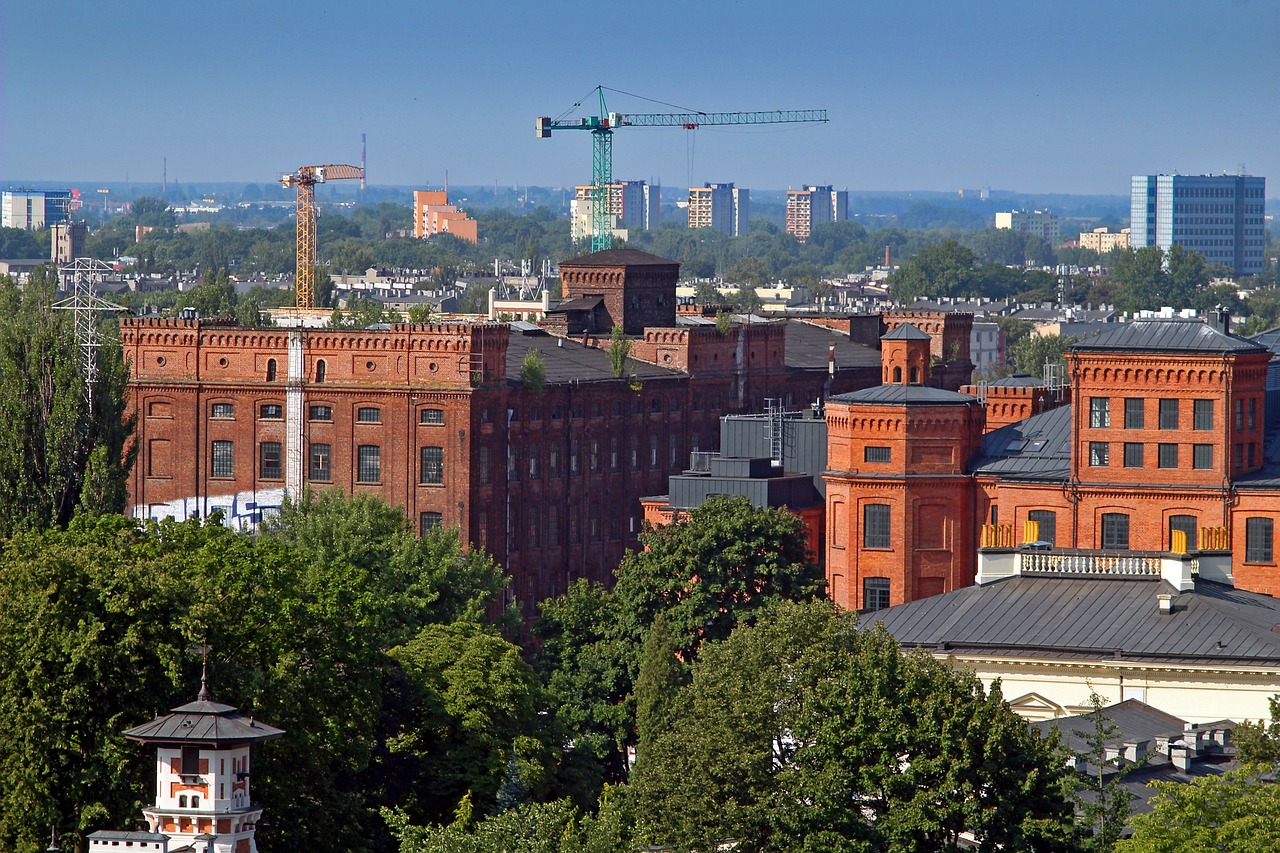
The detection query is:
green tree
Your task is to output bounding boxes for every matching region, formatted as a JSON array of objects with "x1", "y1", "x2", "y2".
[
  {"x1": 1010, "y1": 333, "x2": 1076, "y2": 378},
  {"x1": 407, "y1": 302, "x2": 433, "y2": 323},
  {"x1": 519, "y1": 347, "x2": 546, "y2": 395},
  {"x1": 606, "y1": 324, "x2": 631, "y2": 378},
  {"x1": 1234, "y1": 694, "x2": 1280, "y2": 764},
  {"x1": 724, "y1": 255, "x2": 769, "y2": 288},
  {"x1": 693, "y1": 279, "x2": 723, "y2": 306},
  {"x1": 1107, "y1": 247, "x2": 1165, "y2": 313},
  {"x1": 129, "y1": 196, "x2": 176, "y2": 229},
  {"x1": 1072, "y1": 692, "x2": 1134, "y2": 850},
  {"x1": 887, "y1": 240, "x2": 979, "y2": 301},
  {"x1": 1116, "y1": 768, "x2": 1280, "y2": 852},
  {"x1": 0, "y1": 276, "x2": 135, "y2": 536}
]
